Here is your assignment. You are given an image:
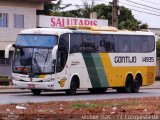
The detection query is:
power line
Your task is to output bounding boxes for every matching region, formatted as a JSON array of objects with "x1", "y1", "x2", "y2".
[
  {"x1": 120, "y1": 1, "x2": 160, "y2": 14},
  {"x1": 140, "y1": 0, "x2": 160, "y2": 5},
  {"x1": 62, "y1": 2, "x2": 160, "y2": 17},
  {"x1": 124, "y1": 0, "x2": 160, "y2": 11},
  {"x1": 128, "y1": 8, "x2": 160, "y2": 17}
]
